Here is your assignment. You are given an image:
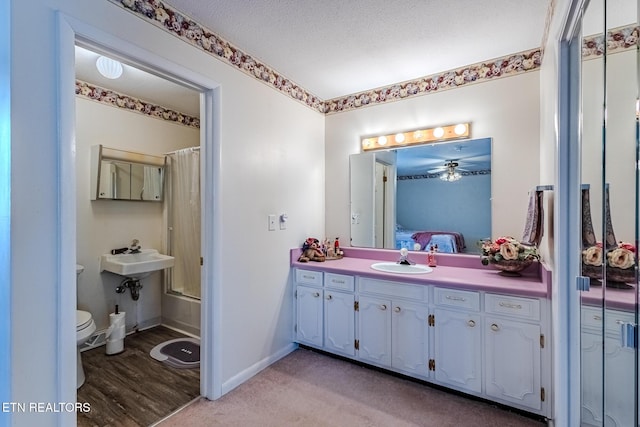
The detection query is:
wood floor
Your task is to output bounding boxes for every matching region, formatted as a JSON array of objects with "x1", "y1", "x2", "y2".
[{"x1": 77, "y1": 326, "x2": 200, "y2": 427}]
